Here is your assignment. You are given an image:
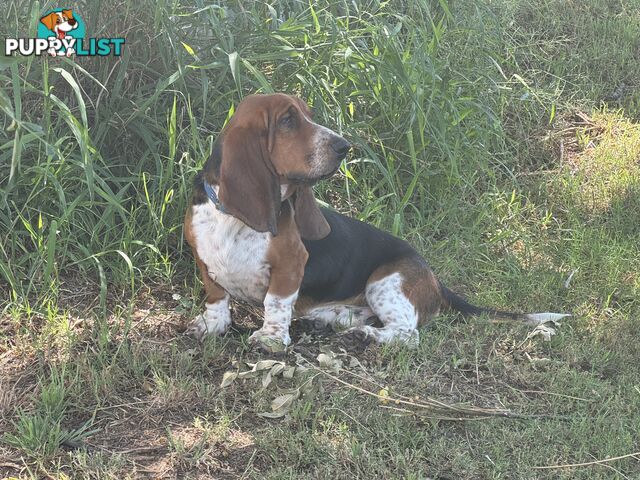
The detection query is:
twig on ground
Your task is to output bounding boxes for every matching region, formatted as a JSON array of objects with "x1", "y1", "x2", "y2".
[
  {"x1": 518, "y1": 389, "x2": 590, "y2": 402},
  {"x1": 299, "y1": 357, "x2": 522, "y2": 420},
  {"x1": 534, "y1": 451, "x2": 640, "y2": 470}
]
